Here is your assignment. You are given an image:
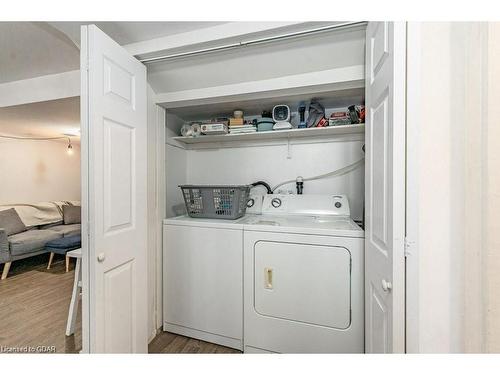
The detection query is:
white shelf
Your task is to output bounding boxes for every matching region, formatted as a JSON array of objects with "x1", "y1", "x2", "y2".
[
  {"x1": 156, "y1": 65, "x2": 364, "y2": 110},
  {"x1": 171, "y1": 124, "x2": 365, "y2": 145},
  {"x1": 165, "y1": 88, "x2": 364, "y2": 122}
]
